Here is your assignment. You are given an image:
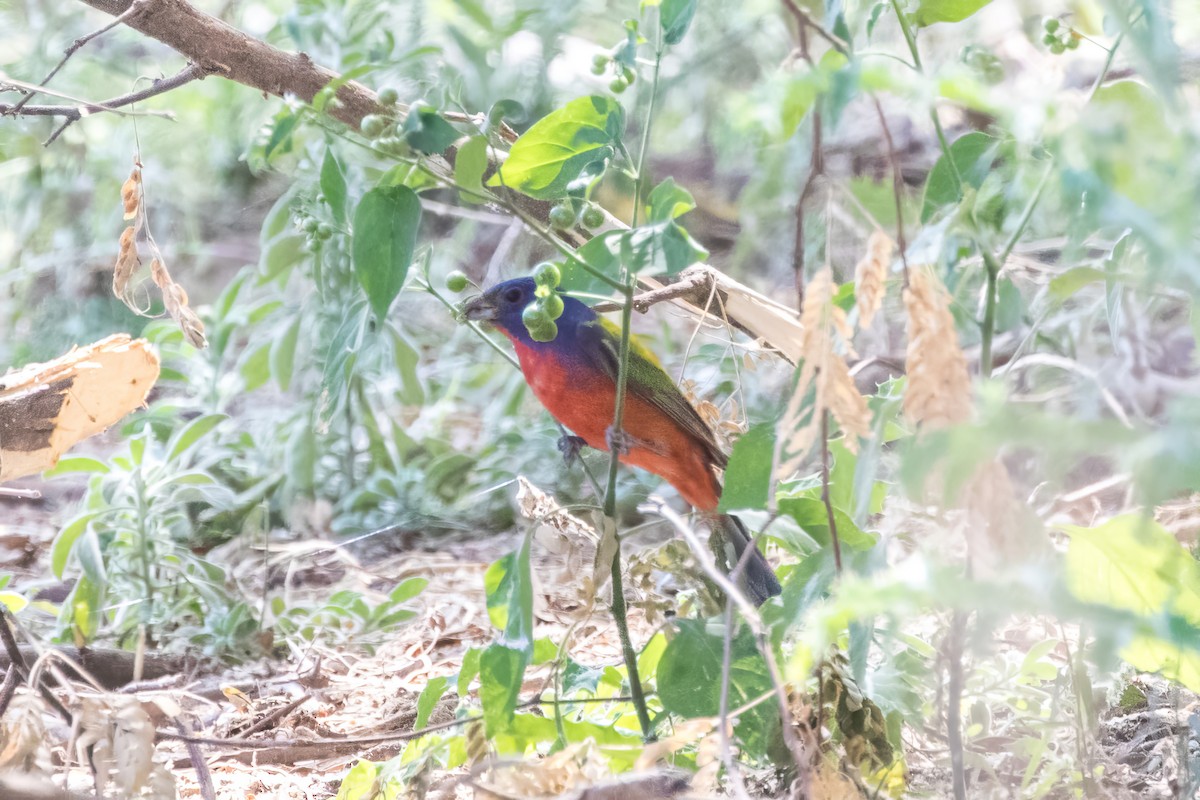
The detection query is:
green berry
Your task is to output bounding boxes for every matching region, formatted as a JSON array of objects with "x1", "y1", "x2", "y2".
[
  {"x1": 316, "y1": 223, "x2": 333, "y2": 240},
  {"x1": 609, "y1": 78, "x2": 627, "y2": 94},
  {"x1": 1050, "y1": 41, "x2": 1066, "y2": 54},
  {"x1": 1043, "y1": 17, "x2": 1060, "y2": 33},
  {"x1": 522, "y1": 301, "x2": 548, "y2": 327},
  {"x1": 548, "y1": 203, "x2": 577, "y2": 230},
  {"x1": 1042, "y1": 32, "x2": 1057, "y2": 45},
  {"x1": 361, "y1": 114, "x2": 388, "y2": 138},
  {"x1": 303, "y1": 218, "x2": 320, "y2": 233},
  {"x1": 621, "y1": 66, "x2": 636, "y2": 84},
  {"x1": 541, "y1": 292, "x2": 564, "y2": 320},
  {"x1": 445, "y1": 270, "x2": 469, "y2": 293},
  {"x1": 581, "y1": 206, "x2": 605, "y2": 229},
  {"x1": 533, "y1": 262, "x2": 562, "y2": 289},
  {"x1": 378, "y1": 87, "x2": 399, "y2": 106},
  {"x1": 1066, "y1": 35, "x2": 1080, "y2": 49},
  {"x1": 530, "y1": 321, "x2": 558, "y2": 342}
]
